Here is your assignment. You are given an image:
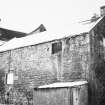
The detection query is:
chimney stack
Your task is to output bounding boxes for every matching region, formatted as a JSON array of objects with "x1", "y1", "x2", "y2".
[{"x1": 100, "y1": 6, "x2": 105, "y2": 17}]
